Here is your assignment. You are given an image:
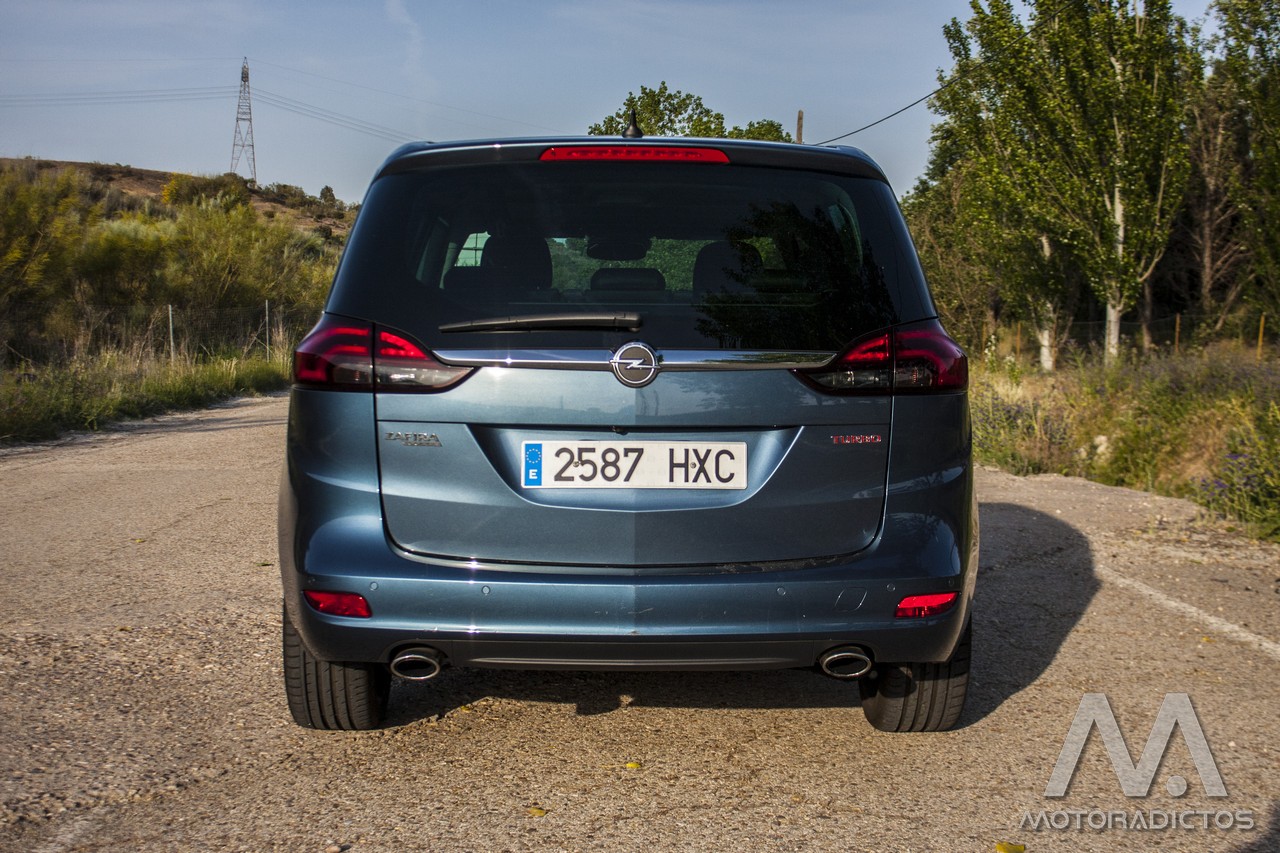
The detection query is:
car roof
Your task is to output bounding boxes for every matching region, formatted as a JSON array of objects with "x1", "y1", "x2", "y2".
[{"x1": 374, "y1": 136, "x2": 890, "y2": 185}]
